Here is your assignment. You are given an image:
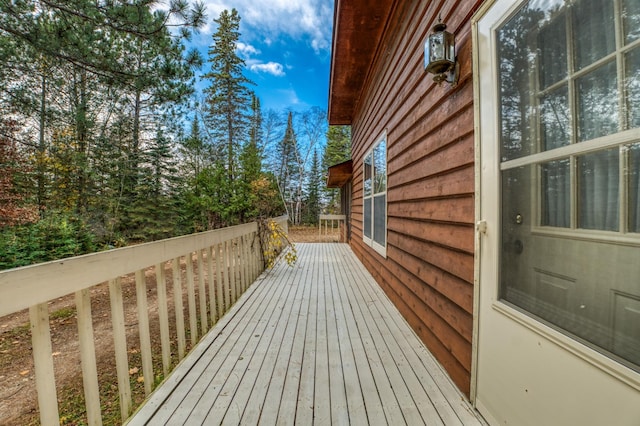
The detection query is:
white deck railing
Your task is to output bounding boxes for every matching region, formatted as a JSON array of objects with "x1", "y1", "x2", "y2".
[
  {"x1": 0, "y1": 215, "x2": 288, "y2": 426},
  {"x1": 318, "y1": 214, "x2": 346, "y2": 242}
]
